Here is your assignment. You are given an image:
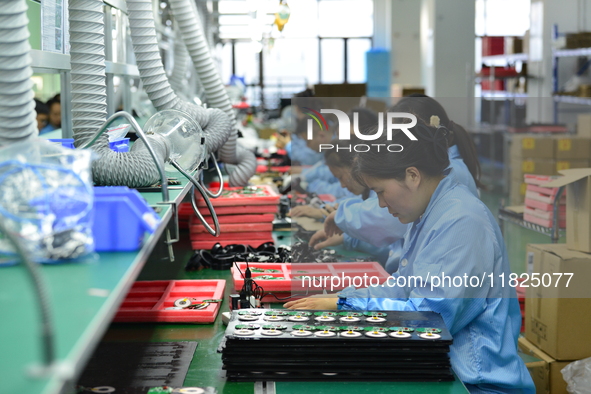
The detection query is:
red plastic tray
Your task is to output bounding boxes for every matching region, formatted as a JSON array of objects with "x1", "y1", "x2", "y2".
[
  {"x1": 231, "y1": 262, "x2": 390, "y2": 292},
  {"x1": 524, "y1": 198, "x2": 566, "y2": 212},
  {"x1": 191, "y1": 239, "x2": 274, "y2": 250},
  {"x1": 189, "y1": 213, "x2": 275, "y2": 225},
  {"x1": 526, "y1": 183, "x2": 565, "y2": 197},
  {"x1": 524, "y1": 206, "x2": 565, "y2": 221},
  {"x1": 113, "y1": 280, "x2": 225, "y2": 323},
  {"x1": 191, "y1": 231, "x2": 273, "y2": 241},
  {"x1": 256, "y1": 164, "x2": 291, "y2": 173},
  {"x1": 525, "y1": 190, "x2": 566, "y2": 205},
  {"x1": 190, "y1": 222, "x2": 273, "y2": 234},
  {"x1": 195, "y1": 185, "x2": 280, "y2": 207},
  {"x1": 208, "y1": 205, "x2": 278, "y2": 215}
]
